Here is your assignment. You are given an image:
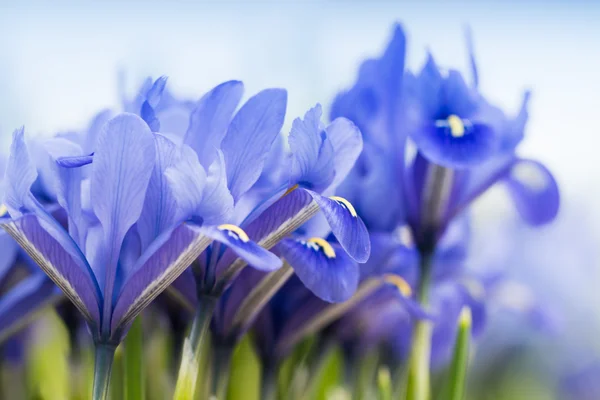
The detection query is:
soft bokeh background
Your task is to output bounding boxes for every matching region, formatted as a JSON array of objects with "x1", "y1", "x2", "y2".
[{"x1": 1, "y1": 1, "x2": 599, "y2": 397}]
